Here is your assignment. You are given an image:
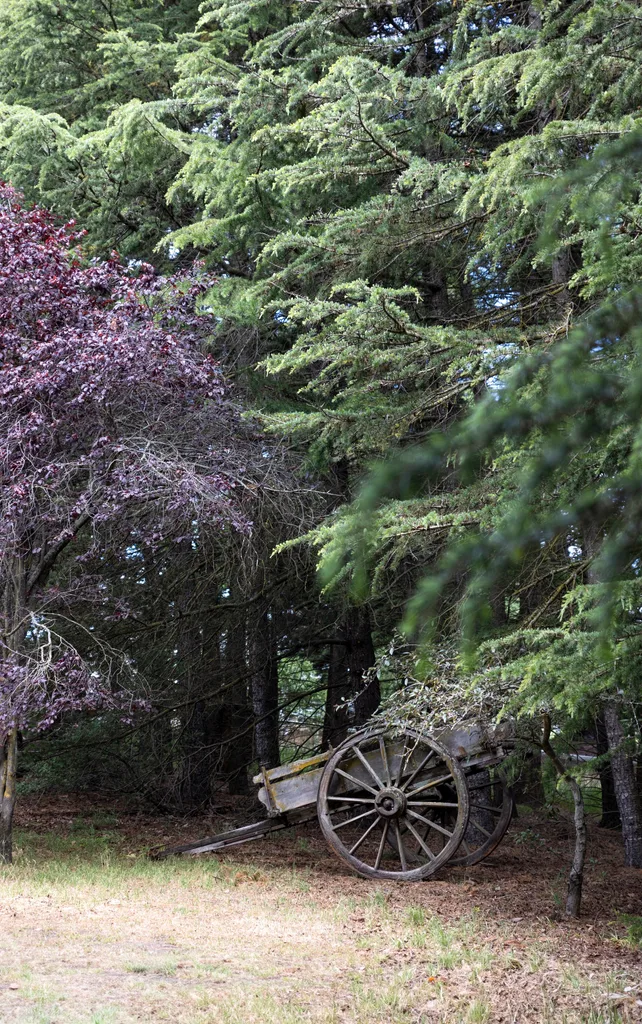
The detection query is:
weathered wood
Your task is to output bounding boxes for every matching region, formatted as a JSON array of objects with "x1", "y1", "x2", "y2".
[
  {"x1": 317, "y1": 727, "x2": 471, "y2": 881},
  {"x1": 254, "y1": 719, "x2": 512, "y2": 818},
  {"x1": 149, "y1": 817, "x2": 288, "y2": 860},
  {"x1": 604, "y1": 702, "x2": 642, "y2": 867},
  {"x1": 155, "y1": 718, "x2": 515, "y2": 869}
]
